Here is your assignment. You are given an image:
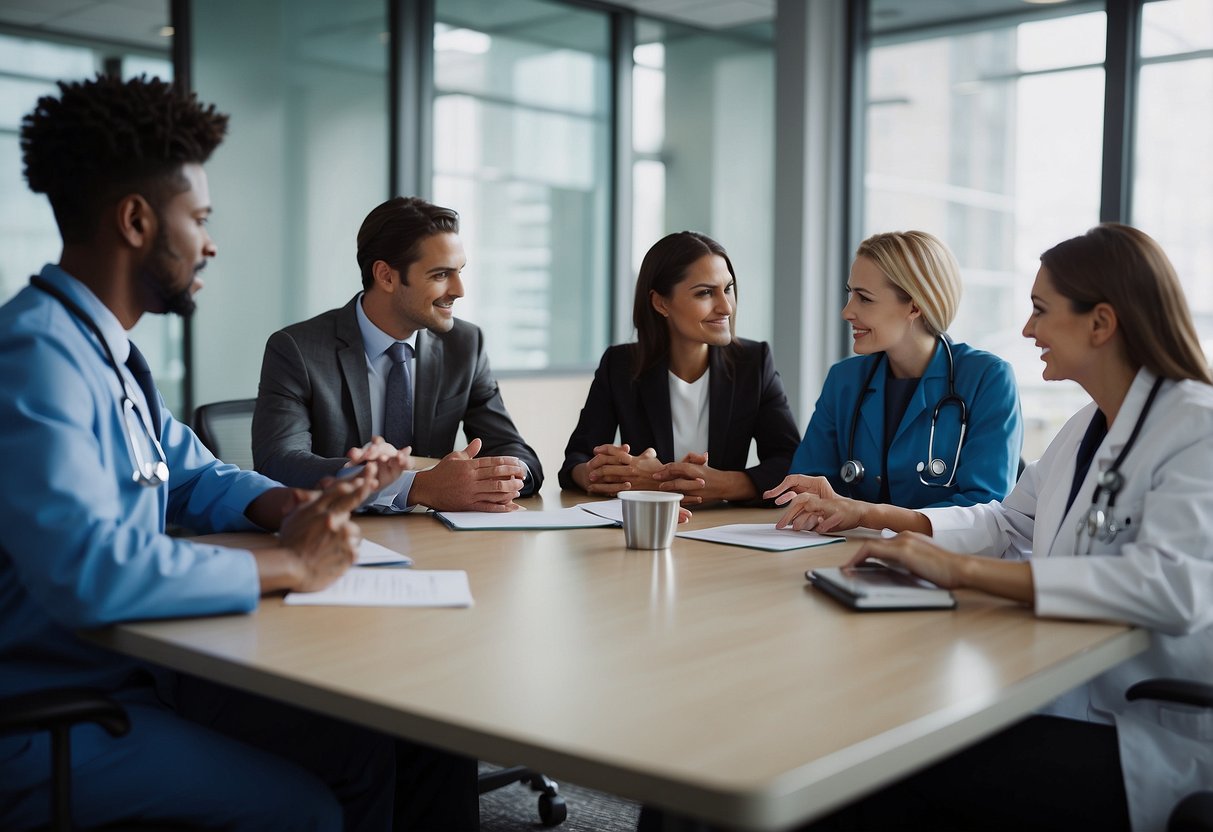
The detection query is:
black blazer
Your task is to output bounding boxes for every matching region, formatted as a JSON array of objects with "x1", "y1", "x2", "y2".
[
  {"x1": 558, "y1": 339, "x2": 800, "y2": 498},
  {"x1": 252, "y1": 295, "x2": 542, "y2": 493}
]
